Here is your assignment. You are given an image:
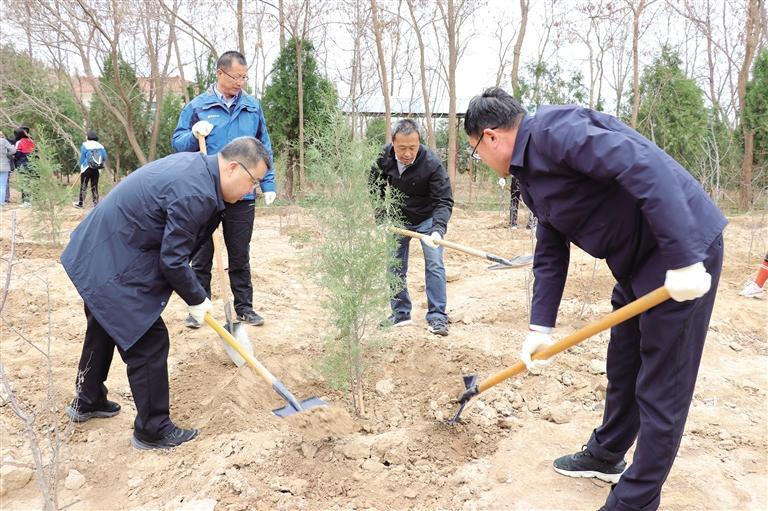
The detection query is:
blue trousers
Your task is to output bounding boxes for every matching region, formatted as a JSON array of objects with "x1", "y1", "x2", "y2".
[
  {"x1": 0, "y1": 172, "x2": 8, "y2": 204},
  {"x1": 390, "y1": 217, "x2": 447, "y2": 321},
  {"x1": 588, "y1": 235, "x2": 724, "y2": 511}
]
